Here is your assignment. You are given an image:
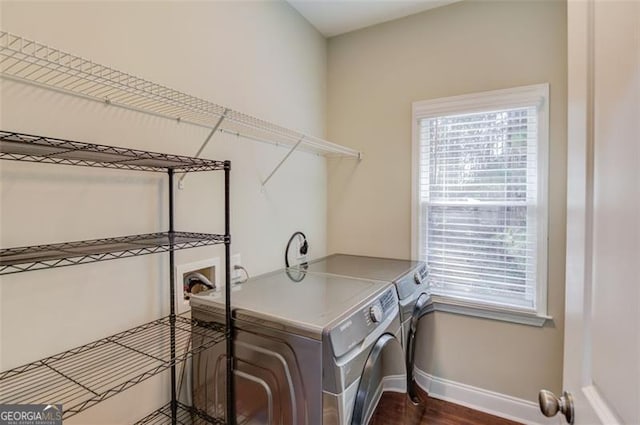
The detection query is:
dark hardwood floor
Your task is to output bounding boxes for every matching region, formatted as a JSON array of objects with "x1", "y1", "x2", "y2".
[{"x1": 369, "y1": 385, "x2": 523, "y2": 425}]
